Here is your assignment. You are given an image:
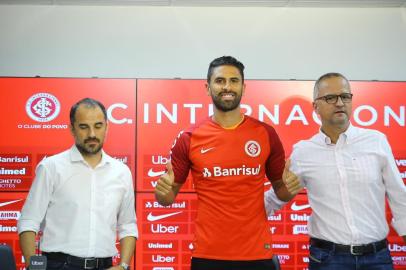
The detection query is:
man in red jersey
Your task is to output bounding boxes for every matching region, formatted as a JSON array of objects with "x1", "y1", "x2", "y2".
[{"x1": 155, "y1": 56, "x2": 301, "y2": 270}]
